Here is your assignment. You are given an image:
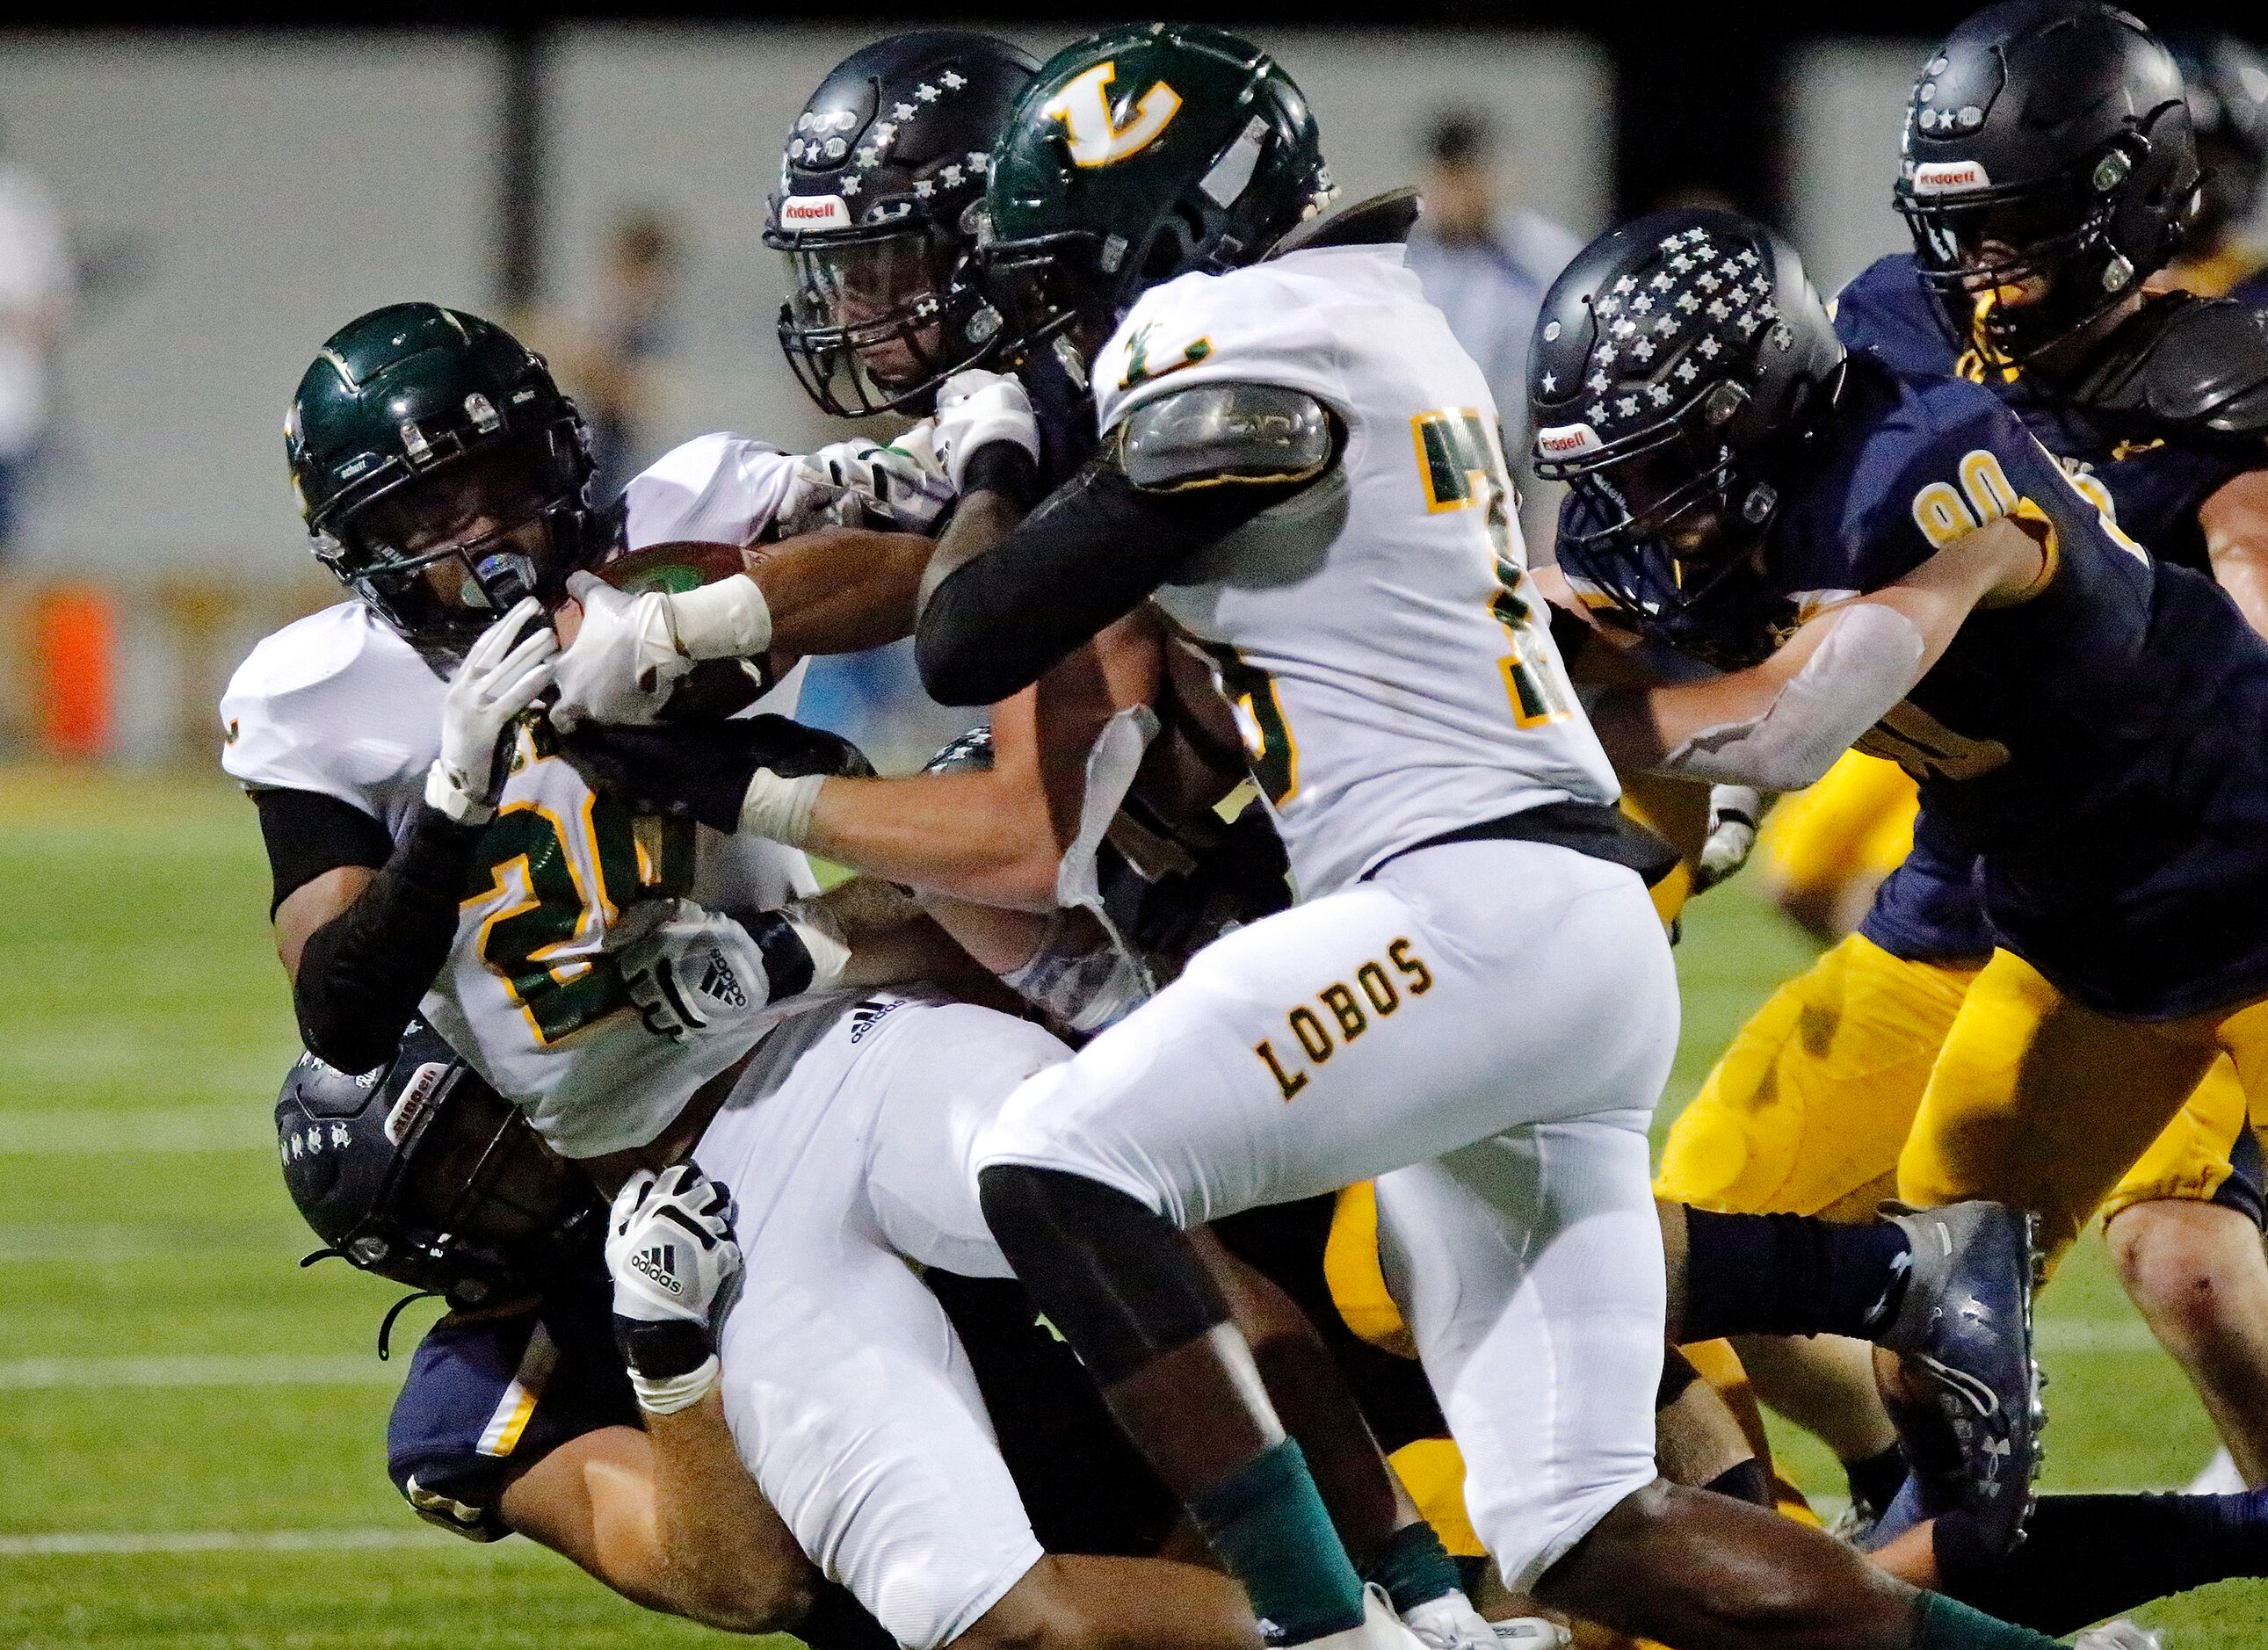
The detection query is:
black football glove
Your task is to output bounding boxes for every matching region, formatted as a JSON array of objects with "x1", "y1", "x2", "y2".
[{"x1": 562, "y1": 714, "x2": 873, "y2": 834}]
